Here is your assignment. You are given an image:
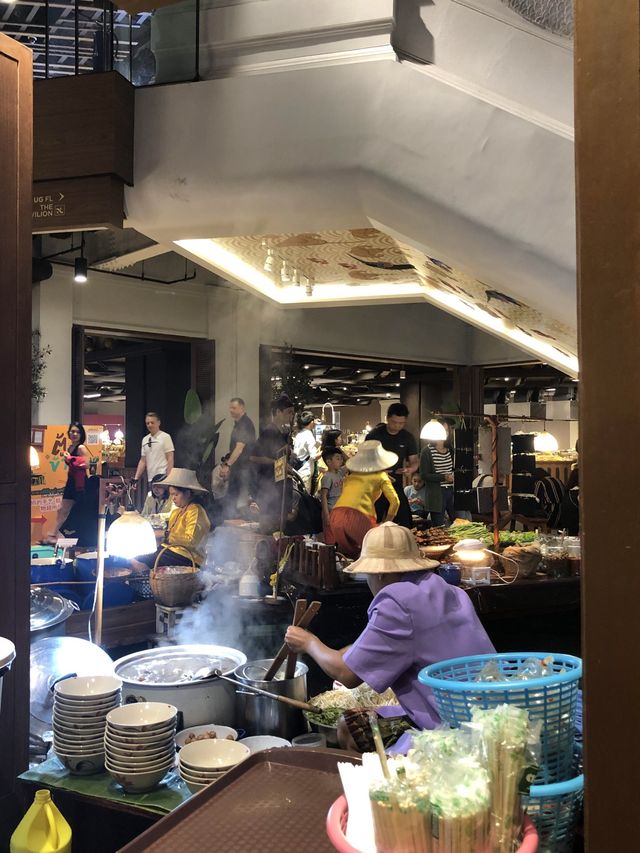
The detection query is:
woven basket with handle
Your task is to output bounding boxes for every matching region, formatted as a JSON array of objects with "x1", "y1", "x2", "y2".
[{"x1": 150, "y1": 548, "x2": 202, "y2": 607}]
